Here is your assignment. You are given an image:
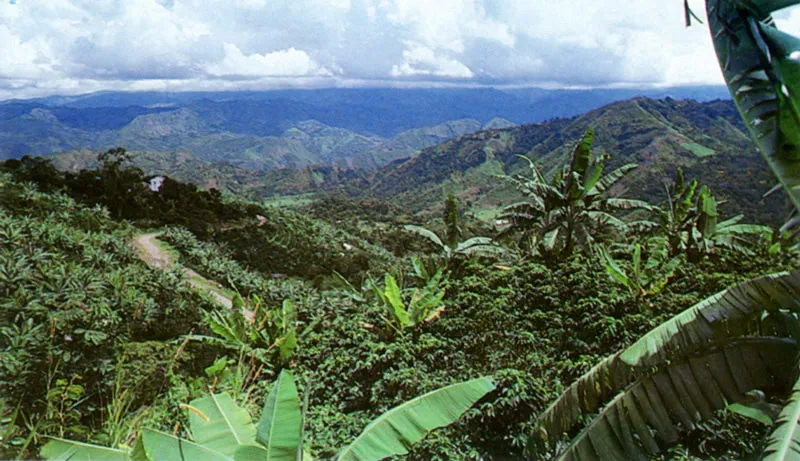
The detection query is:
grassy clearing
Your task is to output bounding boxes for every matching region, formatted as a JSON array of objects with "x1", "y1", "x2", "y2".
[
  {"x1": 262, "y1": 193, "x2": 315, "y2": 208},
  {"x1": 681, "y1": 141, "x2": 716, "y2": 158}
]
